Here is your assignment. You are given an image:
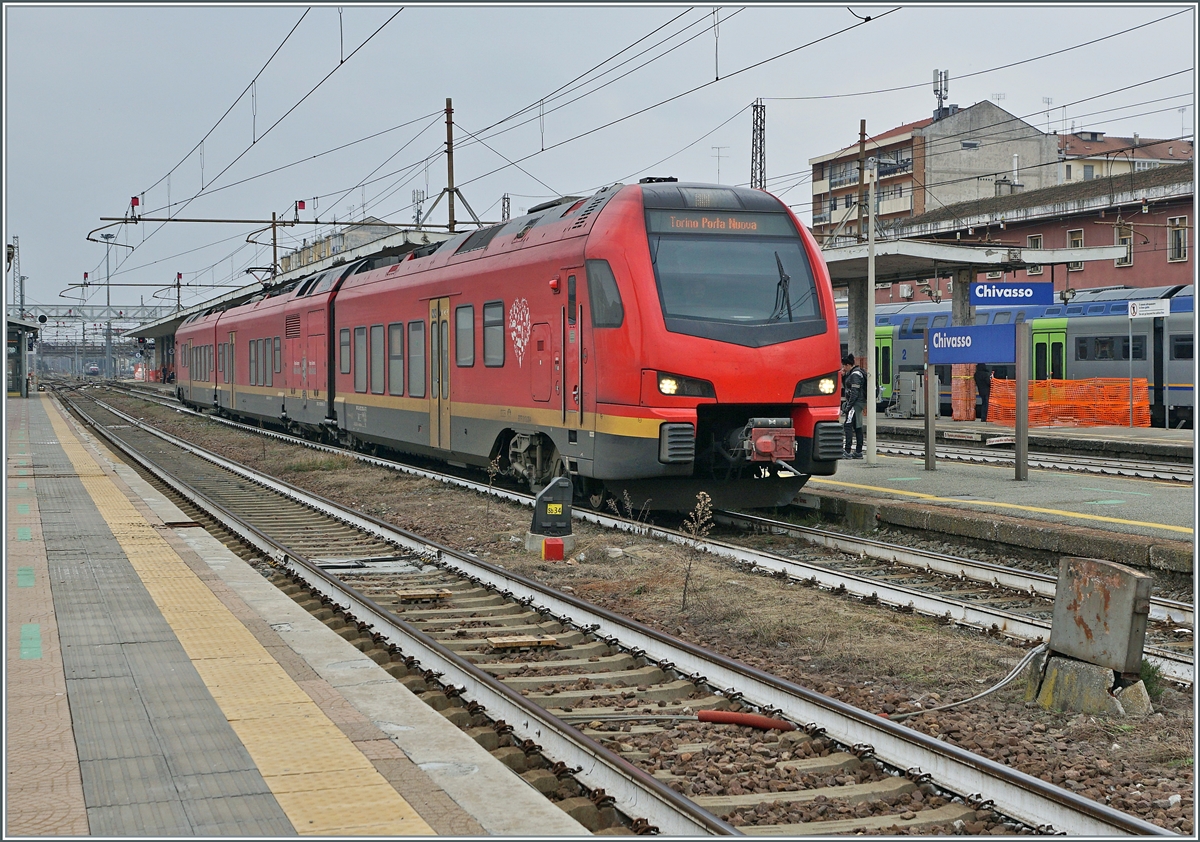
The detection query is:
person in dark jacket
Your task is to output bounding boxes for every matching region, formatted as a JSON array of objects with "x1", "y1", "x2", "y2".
[
  {"x1": 840, "y1": 353, "x2": 866, "y2": 458},
  {"x1": 974, "y1": 362, "x2": 991, "y2": 422}
]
